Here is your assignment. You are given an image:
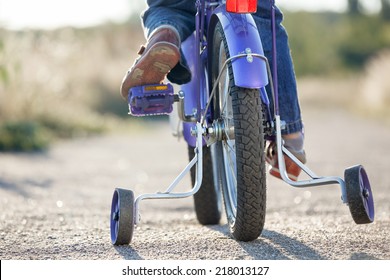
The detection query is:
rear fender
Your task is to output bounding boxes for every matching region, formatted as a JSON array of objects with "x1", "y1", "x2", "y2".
[{"x1": 208, "y1": 5, "x2": 268, "y2": 88}]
